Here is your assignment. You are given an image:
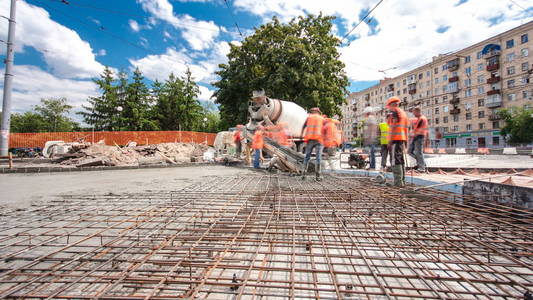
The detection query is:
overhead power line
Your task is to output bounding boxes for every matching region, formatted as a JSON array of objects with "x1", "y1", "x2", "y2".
[
  {"x1": 223, "y1": 0, "x2": 244, "y2": 38},
  {"x1": 341, "y1": 0, "x2": 386, "y2": 46}
]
